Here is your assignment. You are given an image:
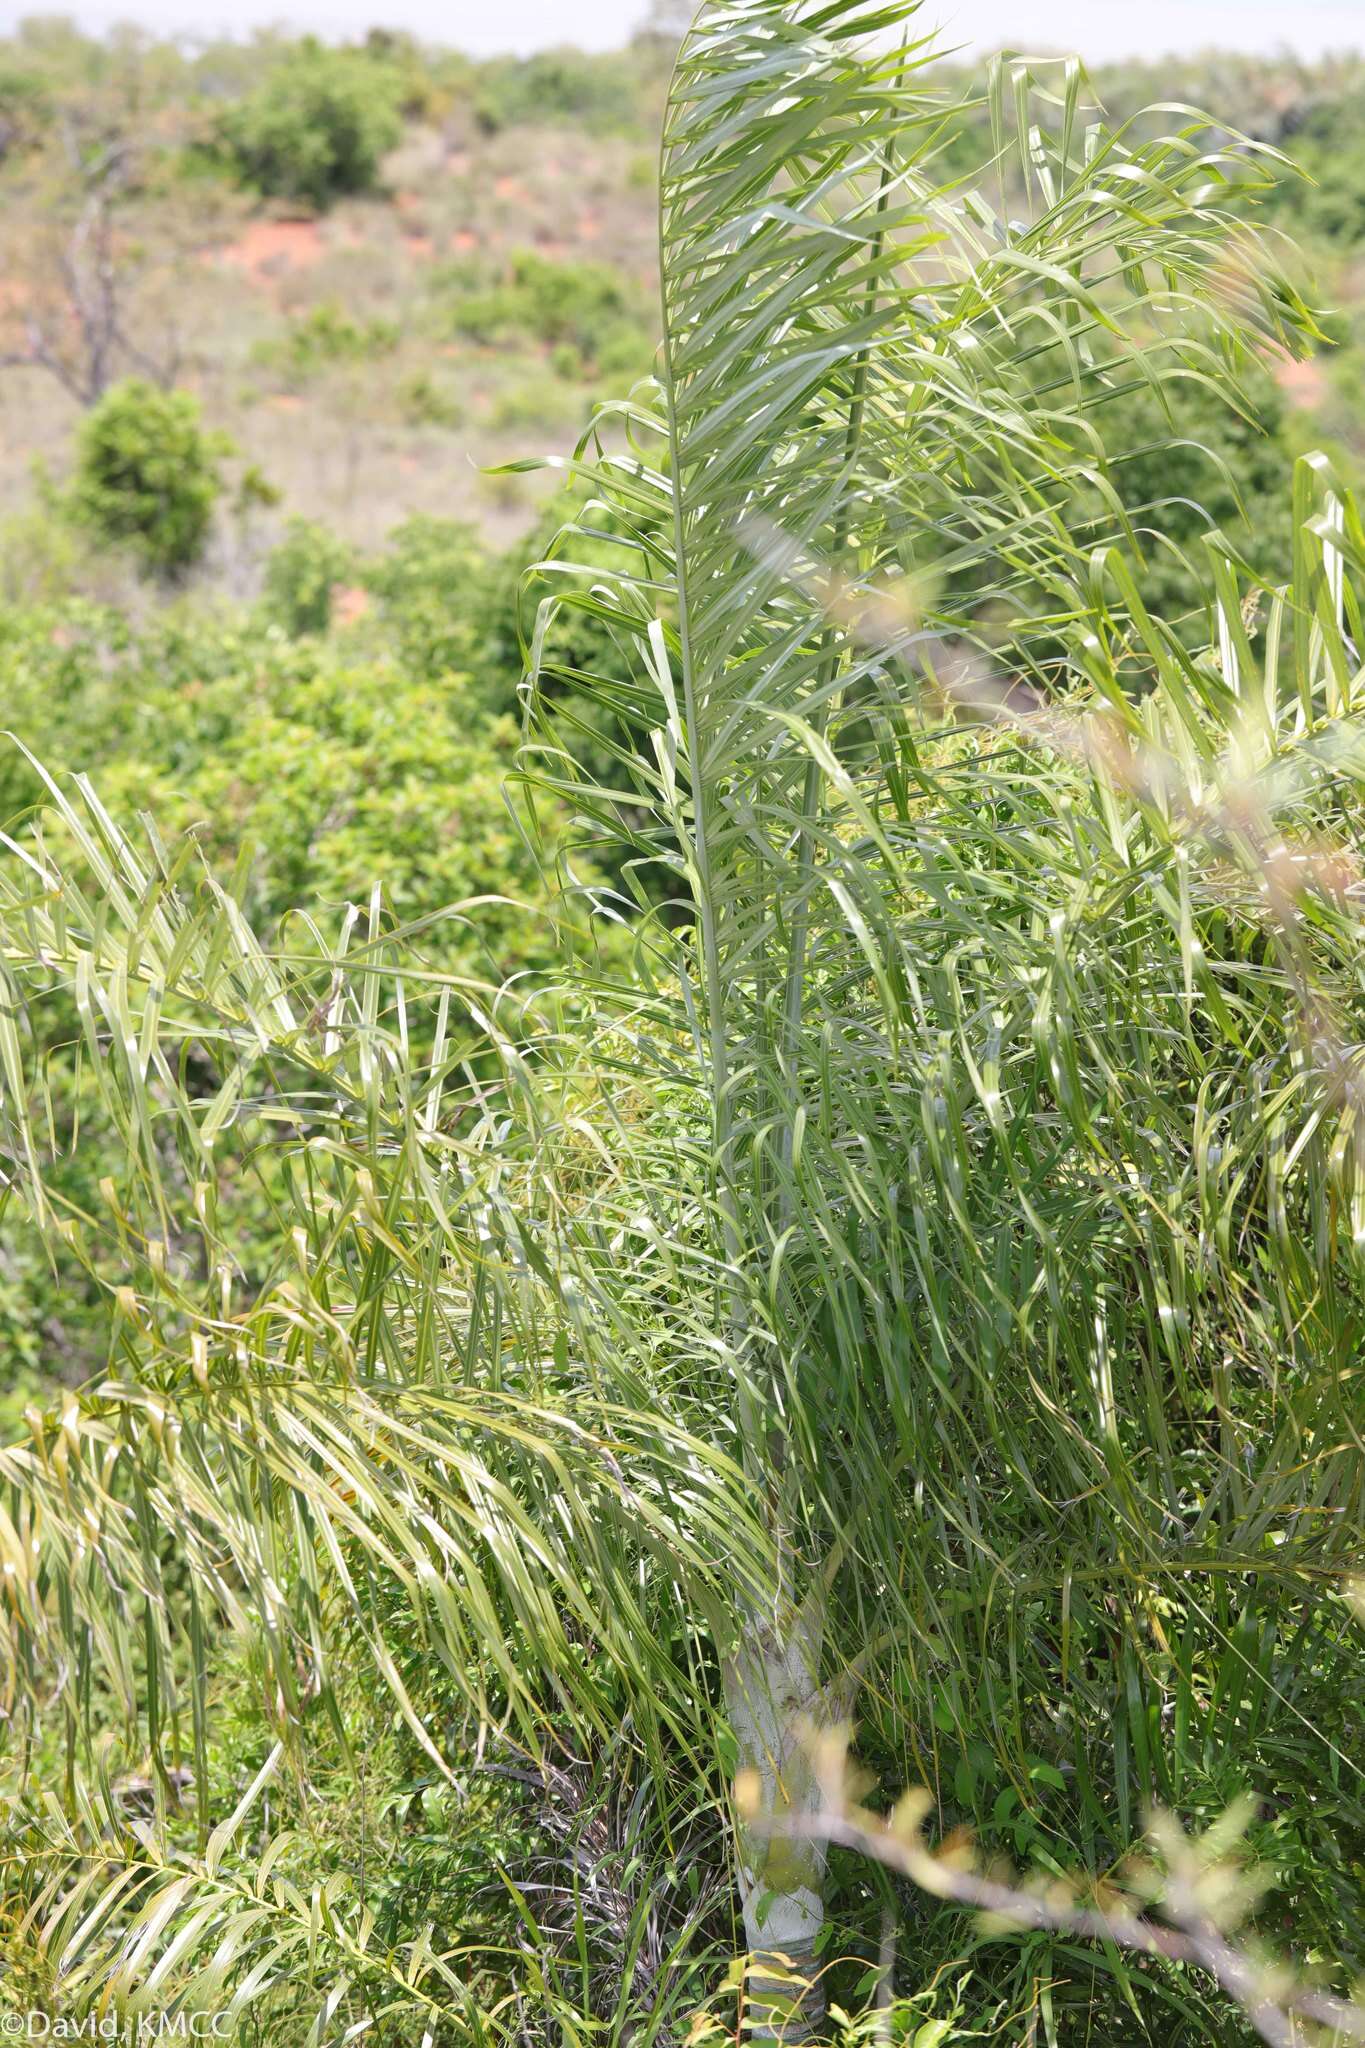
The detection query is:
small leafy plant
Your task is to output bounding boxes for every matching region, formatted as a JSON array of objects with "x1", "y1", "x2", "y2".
[
  {"x1": 71, "y1": 377, "x2": 226, "y2": 577},
  {"x1": 444, "y1": 247, "x2": 651, "y2": 371},
  {"x1": 262, "y1": 515, "x2": 356, "y2": 635},
  {"x1": 396, "y1": 367, "x2": 464, "y2": 428},
  {"x1": 254, "y1": 301, "x2": 400, "y2": 383},
  {"x1": 364, "y1": 514, "x2": 499, "y2": 683}
]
